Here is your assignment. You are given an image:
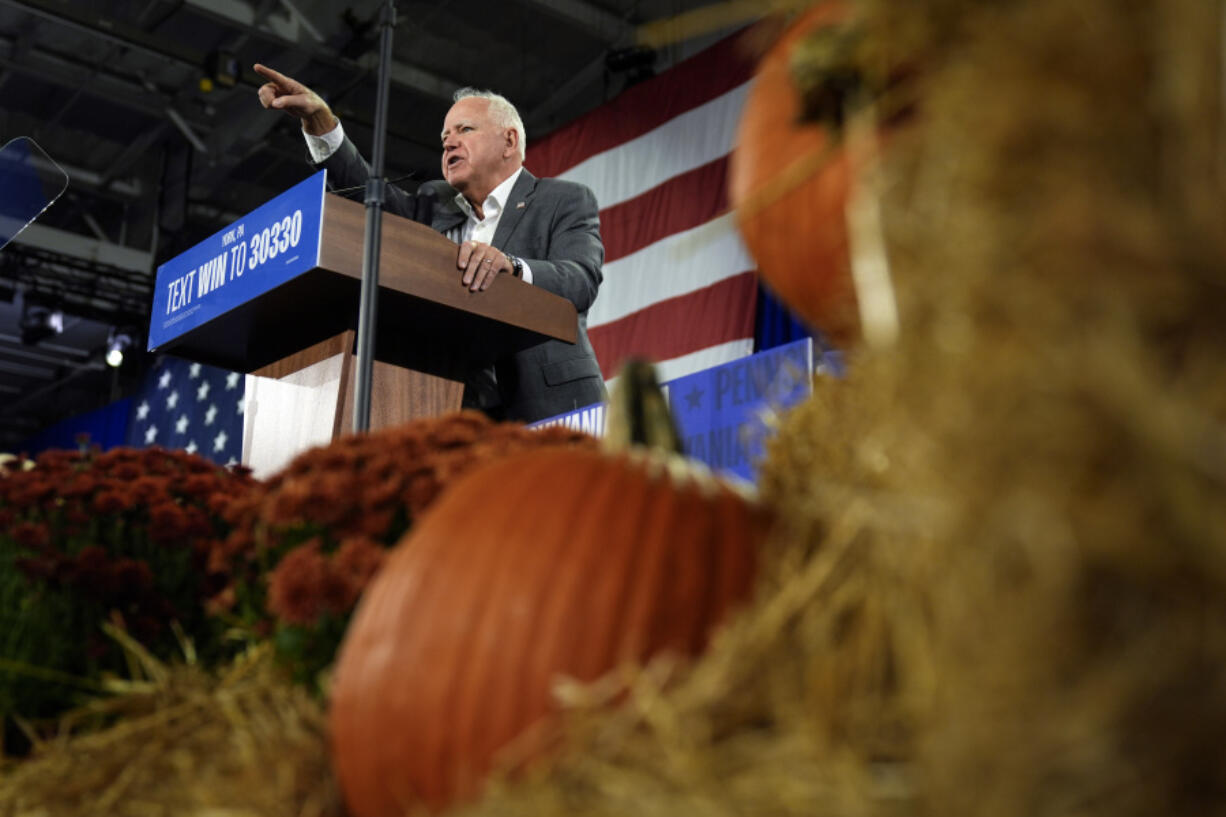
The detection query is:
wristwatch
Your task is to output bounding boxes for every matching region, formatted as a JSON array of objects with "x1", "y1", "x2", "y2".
[{"x1": 505, "y1": 254, "x2": 524, "y2": 278}]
